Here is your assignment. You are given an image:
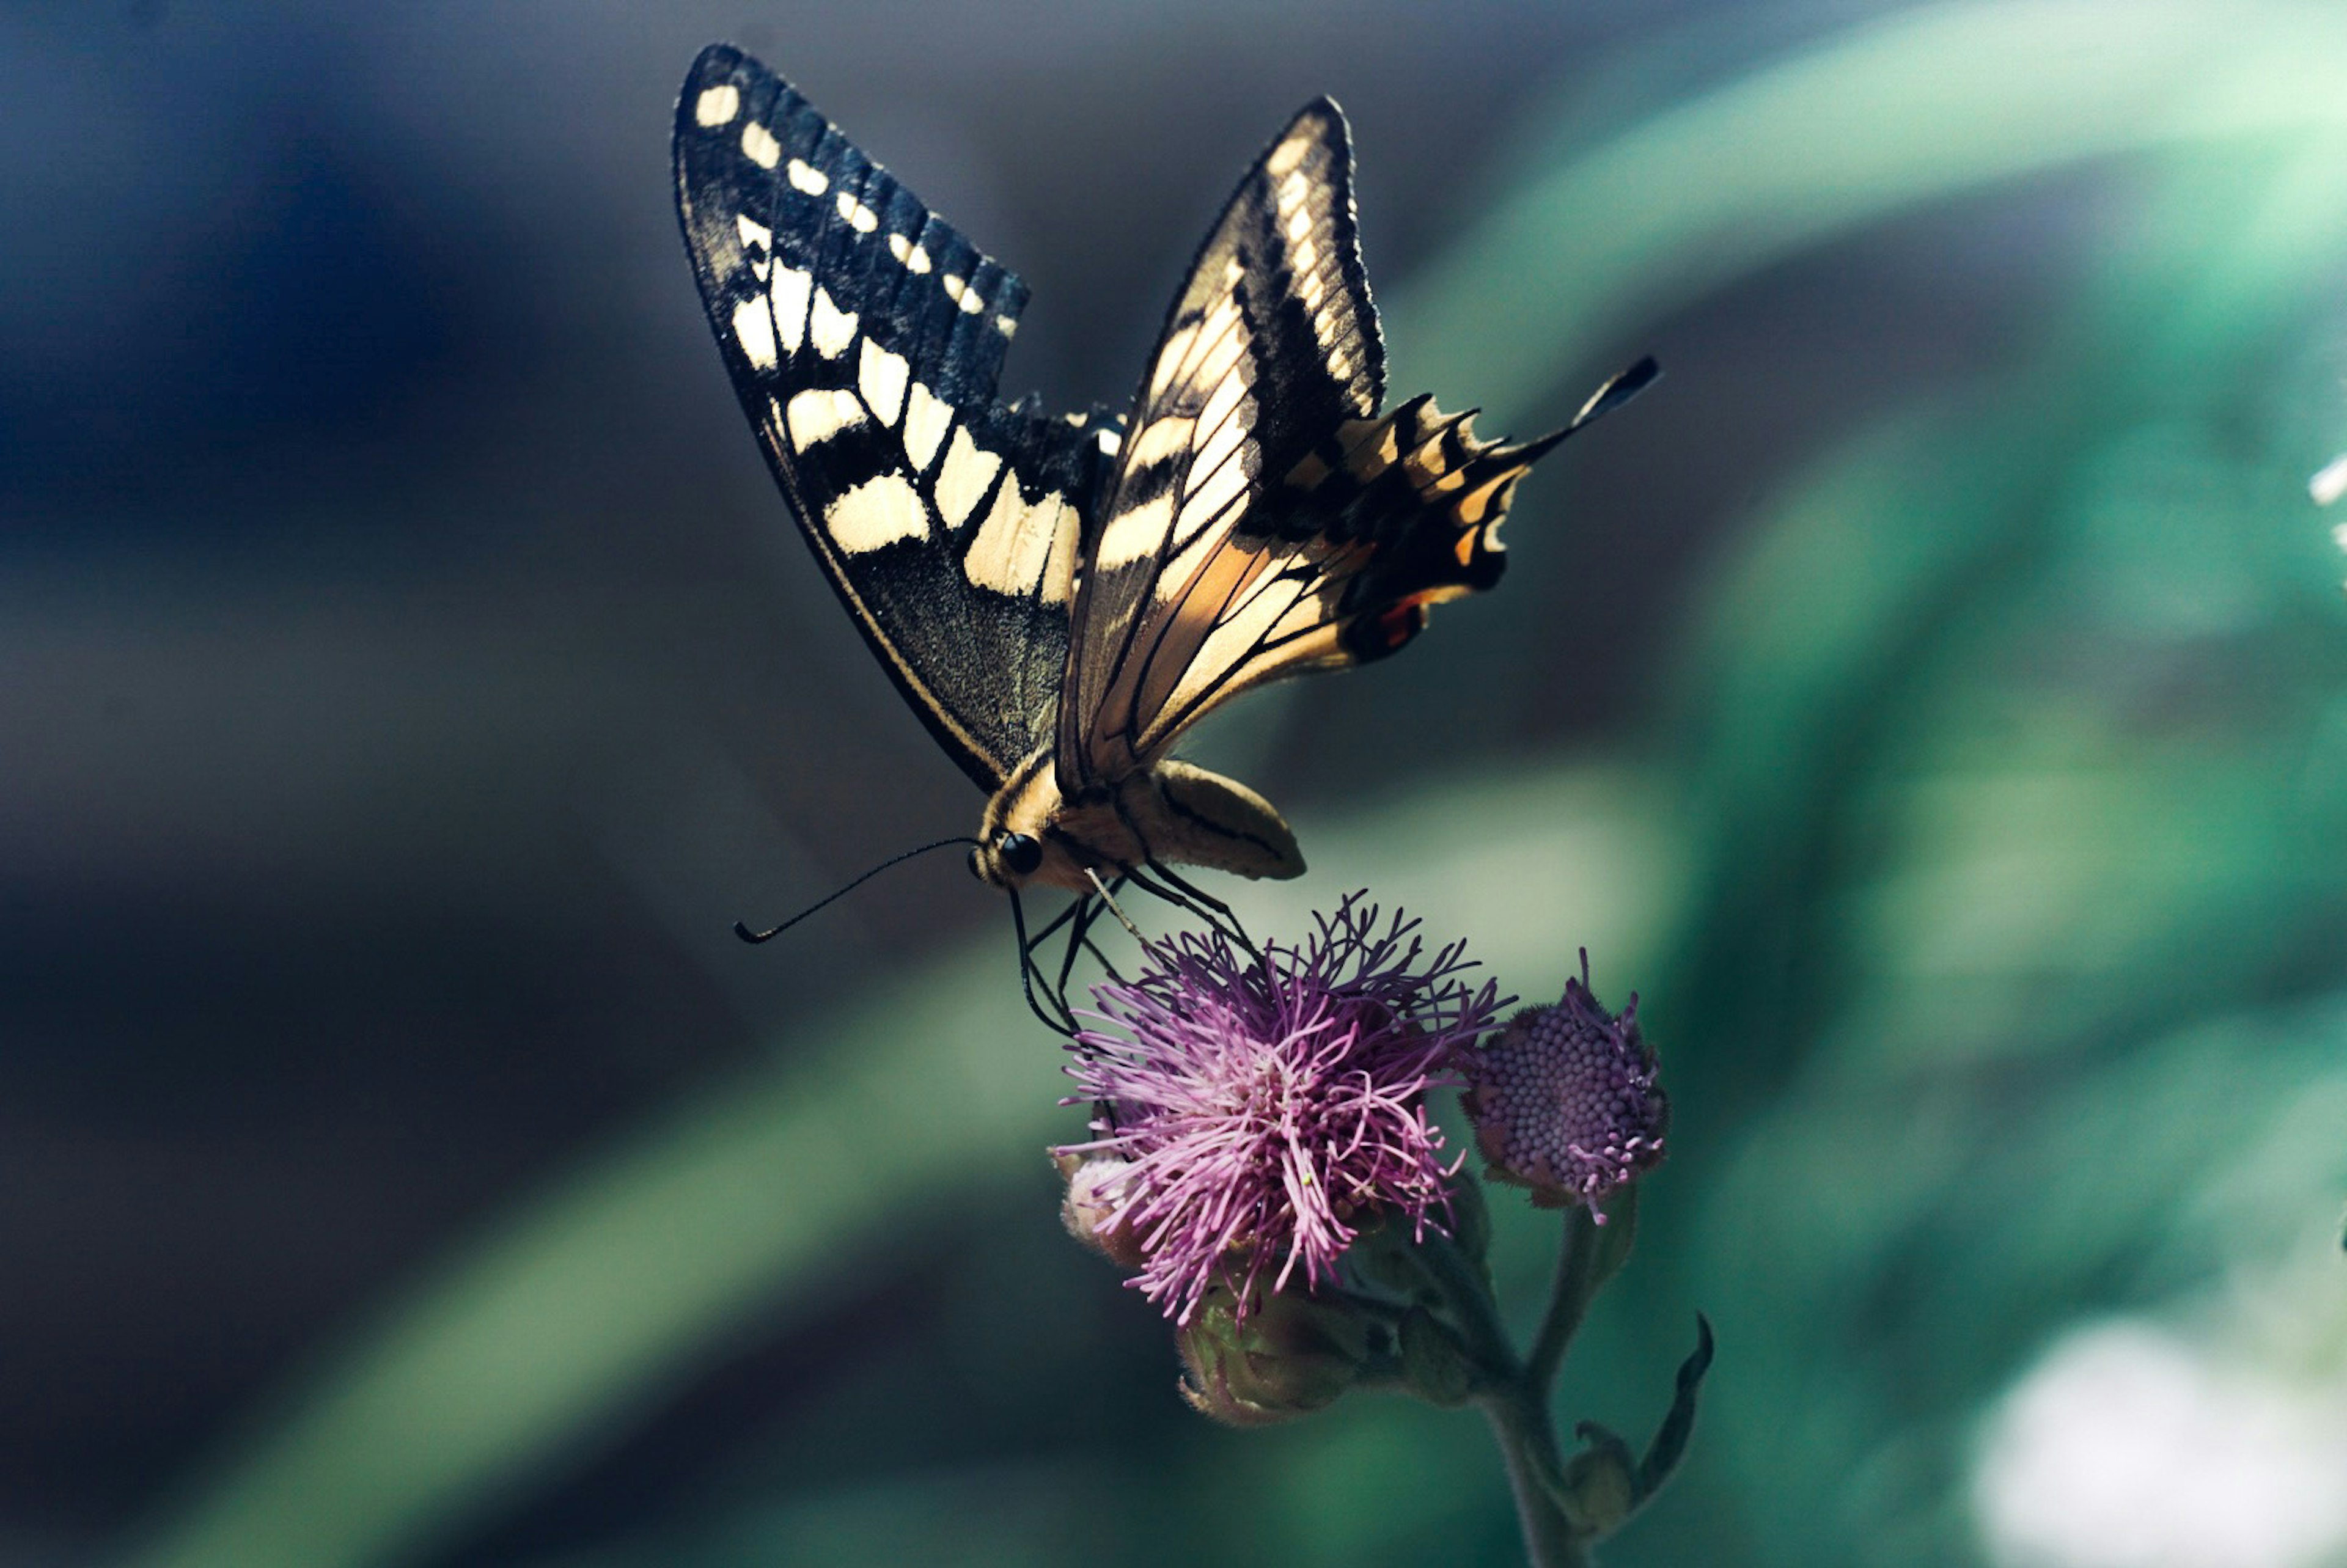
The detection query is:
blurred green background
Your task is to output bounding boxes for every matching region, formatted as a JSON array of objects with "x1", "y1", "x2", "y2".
[{"x1": 8, "y1": 2, "x2": 2347, "y2": 1564}]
